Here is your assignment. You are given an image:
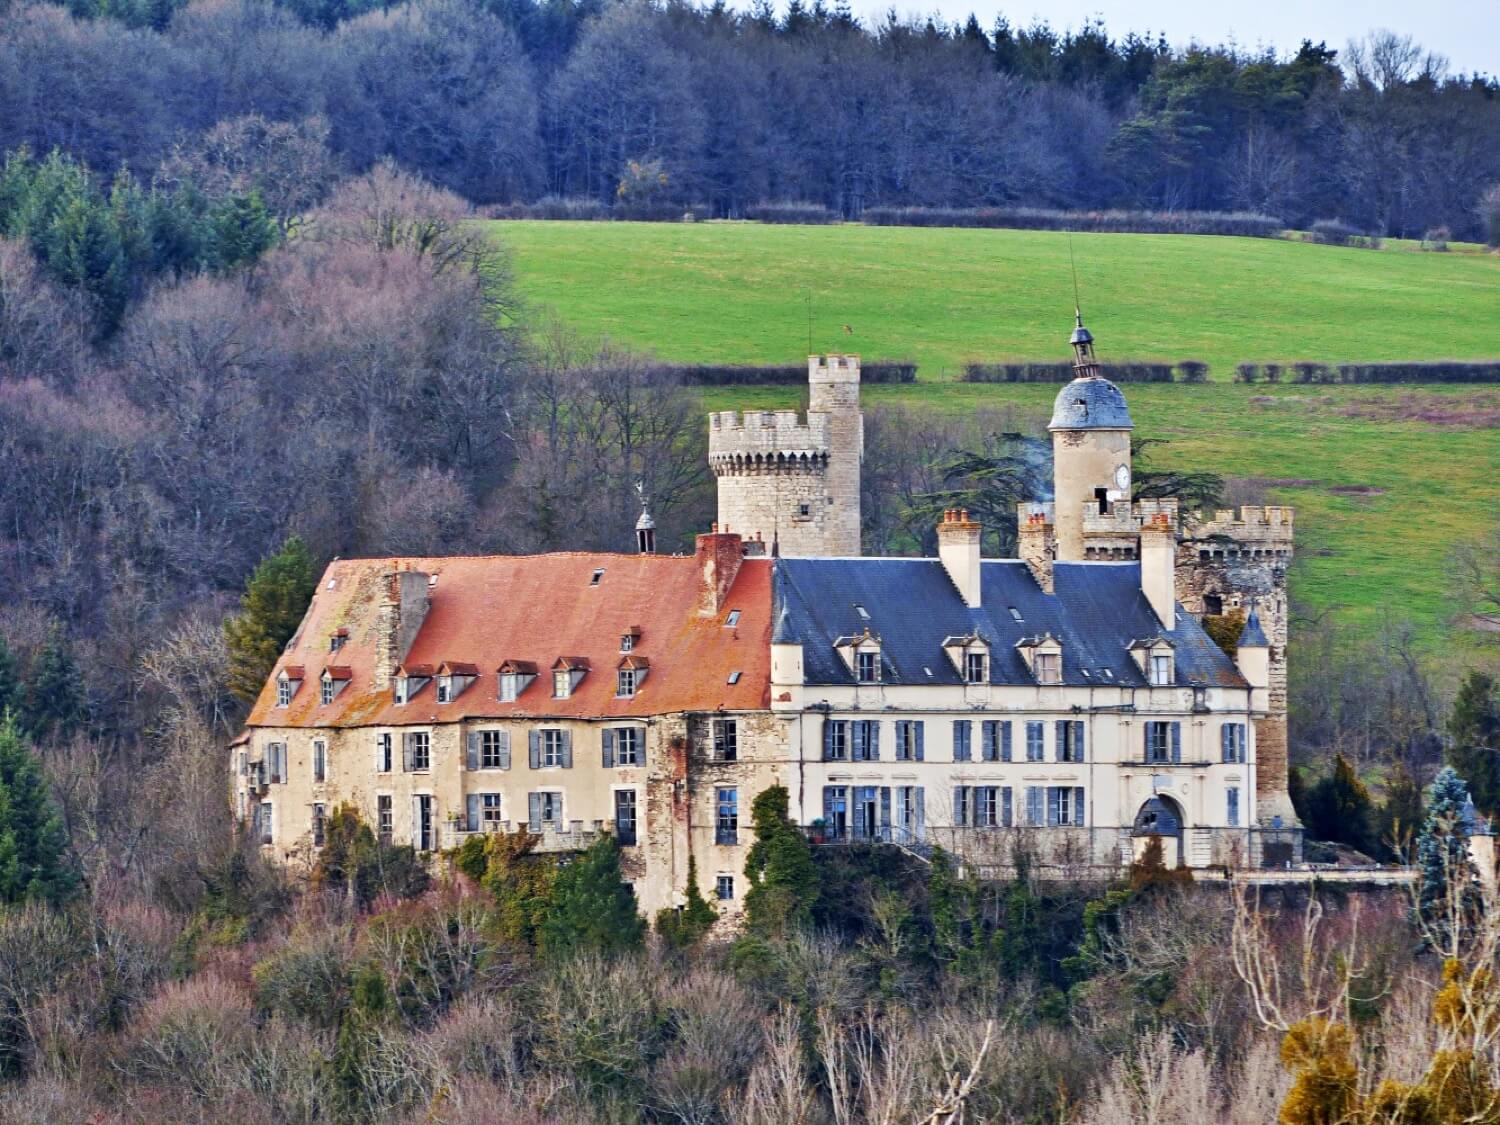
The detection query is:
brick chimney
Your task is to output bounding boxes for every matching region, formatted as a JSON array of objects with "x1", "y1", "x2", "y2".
[
  {"x1": 1139, "y1": 512, "x2": 1175, "y2": 630},
  {"x1": 696, "y1": 525, "x2": 744, "y2": 614},
  {"x1": 937, "y1": 508, "x2": 983, "y2": 608},
  {"x1": 1018, "y1": 505, "x2": 1055, "y2": 594},
  {"x1": 373, "y1": 569, "x2": 431, "y2": 689}
]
